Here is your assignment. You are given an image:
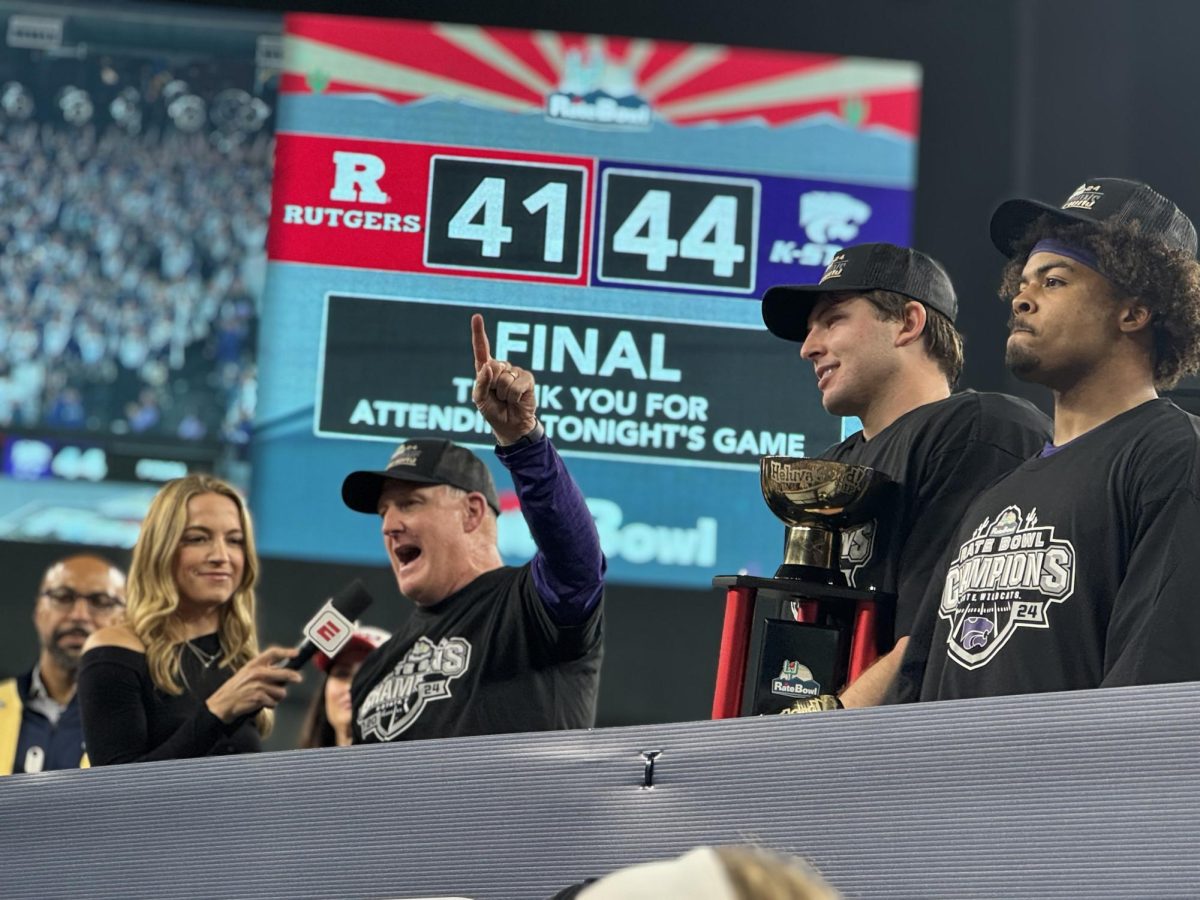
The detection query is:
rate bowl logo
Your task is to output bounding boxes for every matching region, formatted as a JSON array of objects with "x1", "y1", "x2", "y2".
[
  {"x1": 545, "y1": 44, "x2": 652, "y2": 129},
  {"x1": 497, "y1": 492, "x2": 716, "y2": 568}
]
